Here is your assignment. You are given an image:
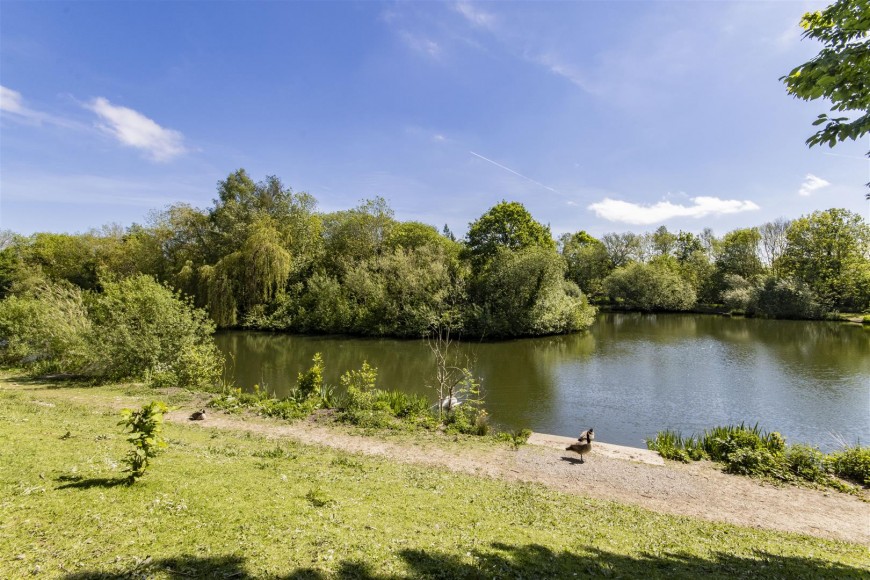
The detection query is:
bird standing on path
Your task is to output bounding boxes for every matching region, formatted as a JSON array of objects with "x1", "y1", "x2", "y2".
[
  {"x1": 566, "y1": 427, "x2": 594, "y2": 463},
  {"x1": 189, "y1": 409, "x2": 206, "y2": 421}
]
